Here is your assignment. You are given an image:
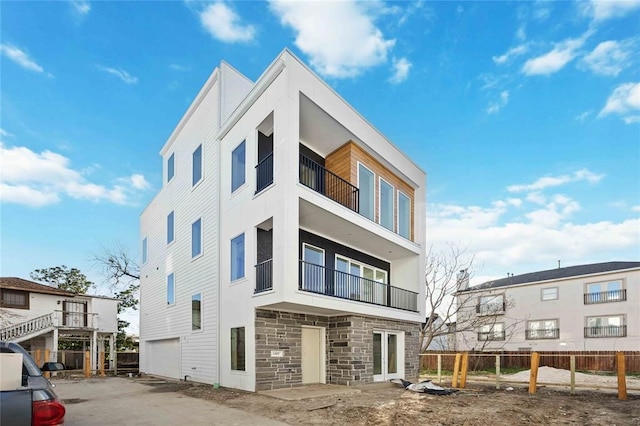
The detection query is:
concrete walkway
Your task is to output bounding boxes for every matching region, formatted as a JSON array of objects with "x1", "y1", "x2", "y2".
[
  {"x1": 259, "y1": 383, "x2": 361, "y2": 401},
  {"x1": 54, "y1": 377, "x2": 287, "y2": 426}
]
